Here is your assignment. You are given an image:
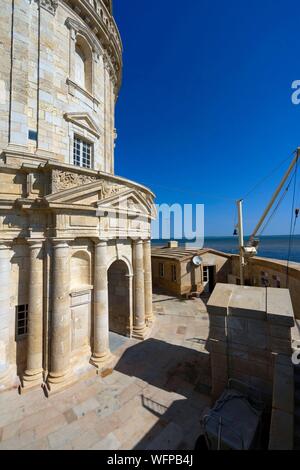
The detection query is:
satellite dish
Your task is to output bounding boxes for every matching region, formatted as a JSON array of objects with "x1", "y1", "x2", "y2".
[{"x1": 192, "y1": 255, "x2": 202, "y2": 266}]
